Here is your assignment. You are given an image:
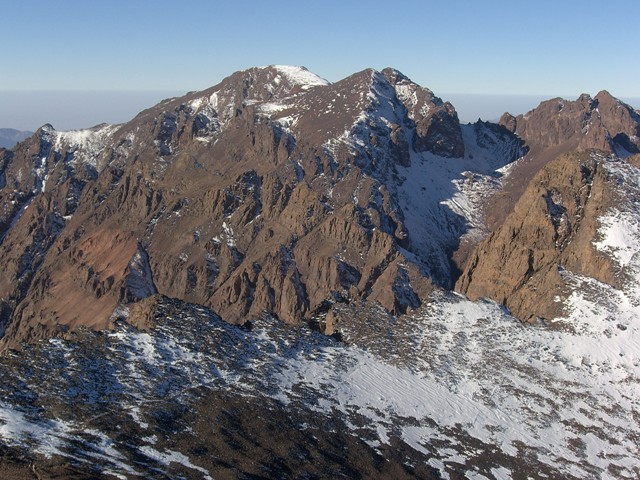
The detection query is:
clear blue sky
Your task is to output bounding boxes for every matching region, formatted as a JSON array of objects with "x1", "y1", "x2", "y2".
[{"x1": 2, "y1": 0, "x2": 639, "y2": 130}]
